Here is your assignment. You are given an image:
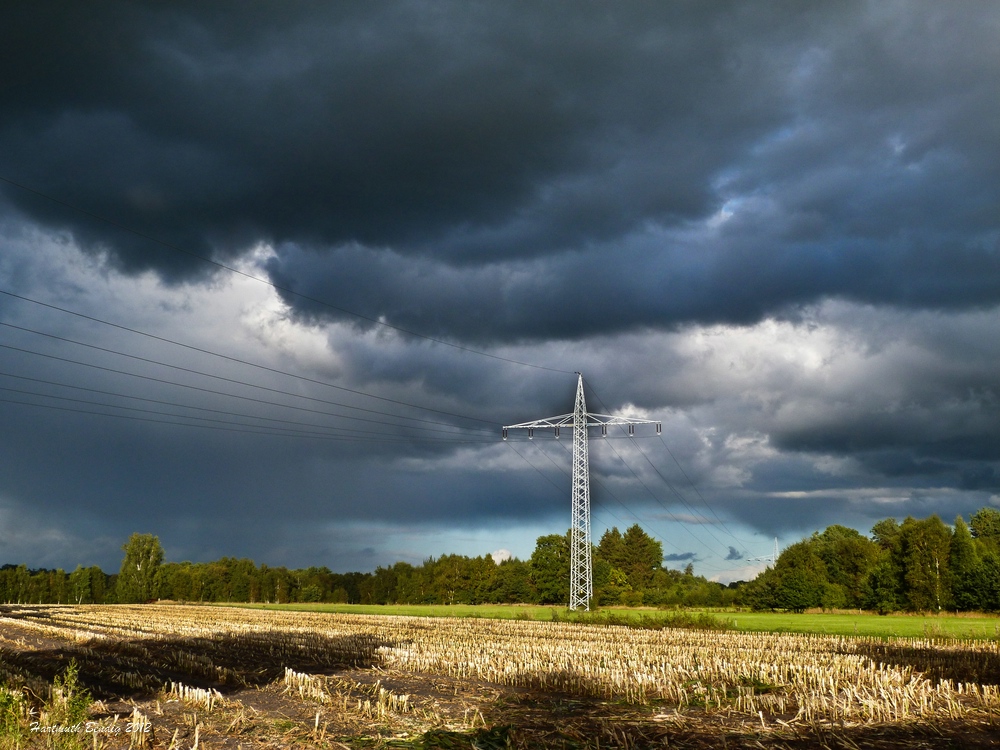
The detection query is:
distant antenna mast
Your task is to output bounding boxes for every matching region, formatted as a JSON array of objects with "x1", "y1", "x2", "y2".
[
  {"x1": 748, "y1": 537, "x2": 779, "y2": 566},
  {"x1": 503, "y1": 373, "x2": 660, "y2": 611}
]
